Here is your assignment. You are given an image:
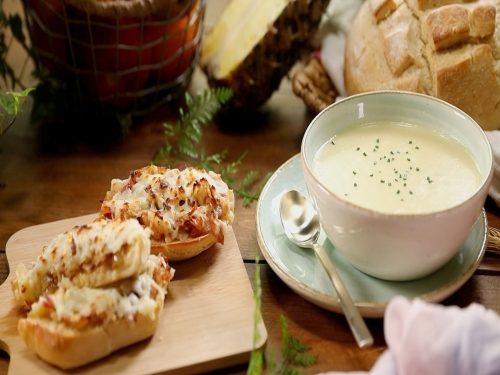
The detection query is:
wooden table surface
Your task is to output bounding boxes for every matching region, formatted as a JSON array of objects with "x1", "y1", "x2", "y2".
[{"x1": 1, "y1": 1, "x2": 500, "y2": 374}]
